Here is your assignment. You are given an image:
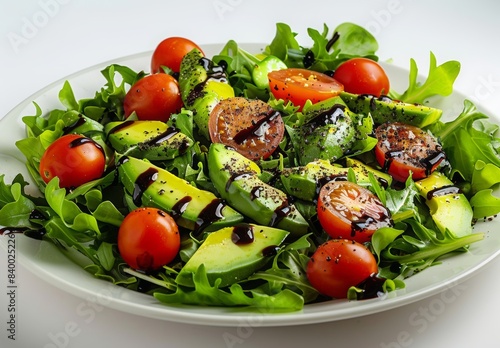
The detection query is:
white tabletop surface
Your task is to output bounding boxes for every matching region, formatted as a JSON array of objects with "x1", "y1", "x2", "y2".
[{"x1": 1, "y1": 0, "x2": 500, "y2": 347}]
